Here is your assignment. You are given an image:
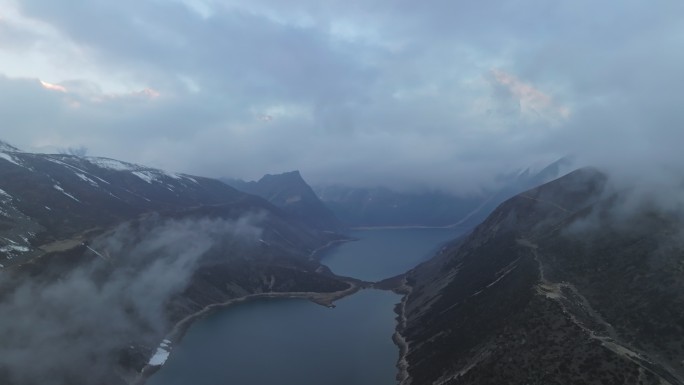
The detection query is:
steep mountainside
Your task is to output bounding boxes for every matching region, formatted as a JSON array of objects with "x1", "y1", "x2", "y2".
[
  {"x1": 0, "y1": 142, "x2": 353, "y2": 385},
  {"x1": 314, "y1": 158, "x2": 569, "y2": 228},
  {"x1": 222, "y1": 170, "x2": 342, "y2": 231},
  {"x1": 0, "y1": 144, "x2": 251, "y2": 265},
  {"x1": 398, "y1": 168, "x2": 684, "y2": 385}
]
